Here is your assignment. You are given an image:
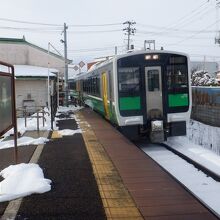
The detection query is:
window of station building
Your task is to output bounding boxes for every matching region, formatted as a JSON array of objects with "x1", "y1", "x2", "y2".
[{"x1": 118, "y1": 67, "x2": 140, "y2": 94}]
